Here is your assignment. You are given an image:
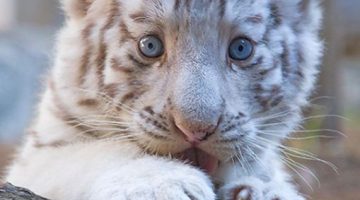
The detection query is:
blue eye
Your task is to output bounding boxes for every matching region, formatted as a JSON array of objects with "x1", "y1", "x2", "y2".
[
  {"x1": 228, "y1": 38, "x2": 254, "y2": 61},
  {"x1": 138, "y1": 35, "x2": 164, "y2": 58}
]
